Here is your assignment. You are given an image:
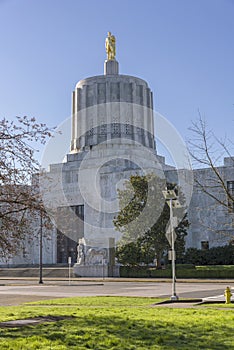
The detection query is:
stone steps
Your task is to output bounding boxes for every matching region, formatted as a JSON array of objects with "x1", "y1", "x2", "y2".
[{"x1": 0, "y1": 267, "x2": 72, "y2": 278}]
